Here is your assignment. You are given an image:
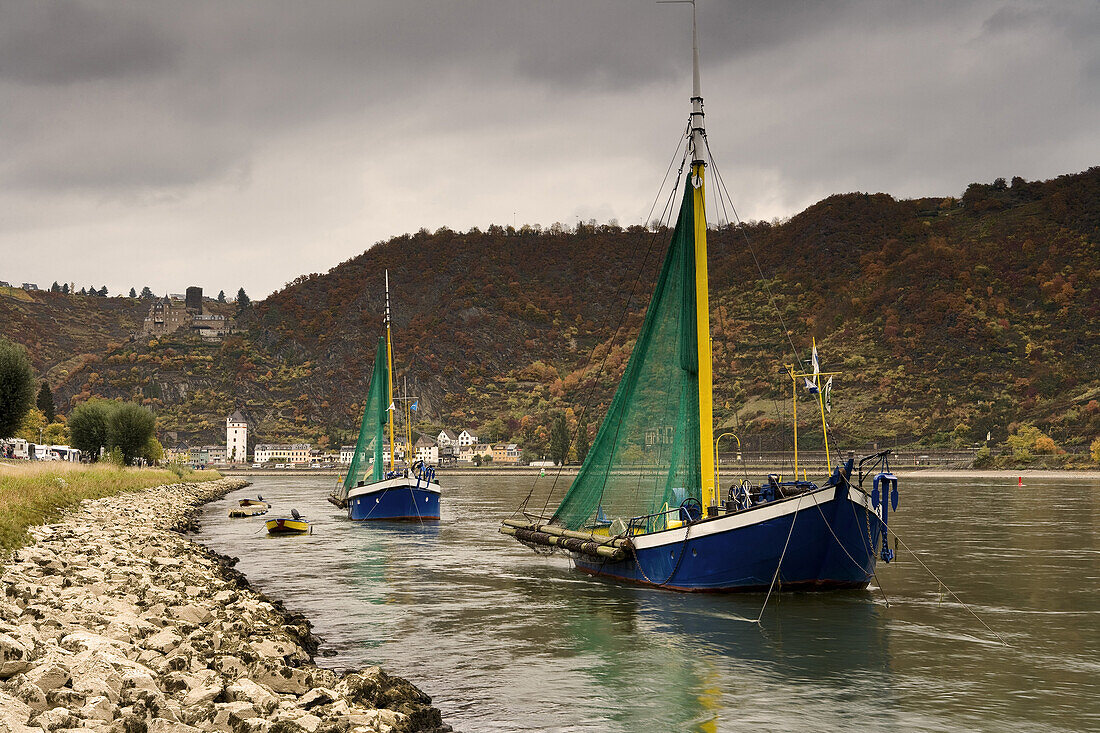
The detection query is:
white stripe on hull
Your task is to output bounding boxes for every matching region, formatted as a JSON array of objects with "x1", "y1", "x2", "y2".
[
  {"x1": 346, "y1": 476, "x2": 442, "y2": 501},
  {"x1": 631, "y1": 485, "x2": 875, "y2": 551}
]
